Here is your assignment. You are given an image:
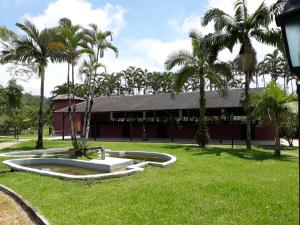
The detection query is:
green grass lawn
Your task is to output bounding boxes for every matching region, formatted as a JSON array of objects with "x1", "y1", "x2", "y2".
[
  {"x1": 0, "y1": 140, "x2": 298, "y2": 225},
  {"x1": 0, "y1": 127, "x2": 51, "y2": 140}
]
